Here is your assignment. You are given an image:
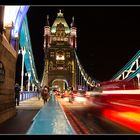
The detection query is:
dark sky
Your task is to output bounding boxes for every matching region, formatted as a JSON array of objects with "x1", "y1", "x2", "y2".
[{"x1": 27, "y1": 6, "x2": 140, "y2": 82}]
